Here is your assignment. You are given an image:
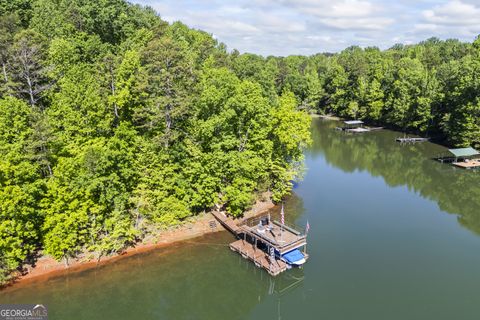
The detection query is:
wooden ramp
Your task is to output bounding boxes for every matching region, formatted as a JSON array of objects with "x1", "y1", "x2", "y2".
[
  {"x1": 211, "y1": 211, "x2": 240, "y2": 234},
  {"x1": 229, "y1": 240, "x2": 288, "y2": 276}
]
